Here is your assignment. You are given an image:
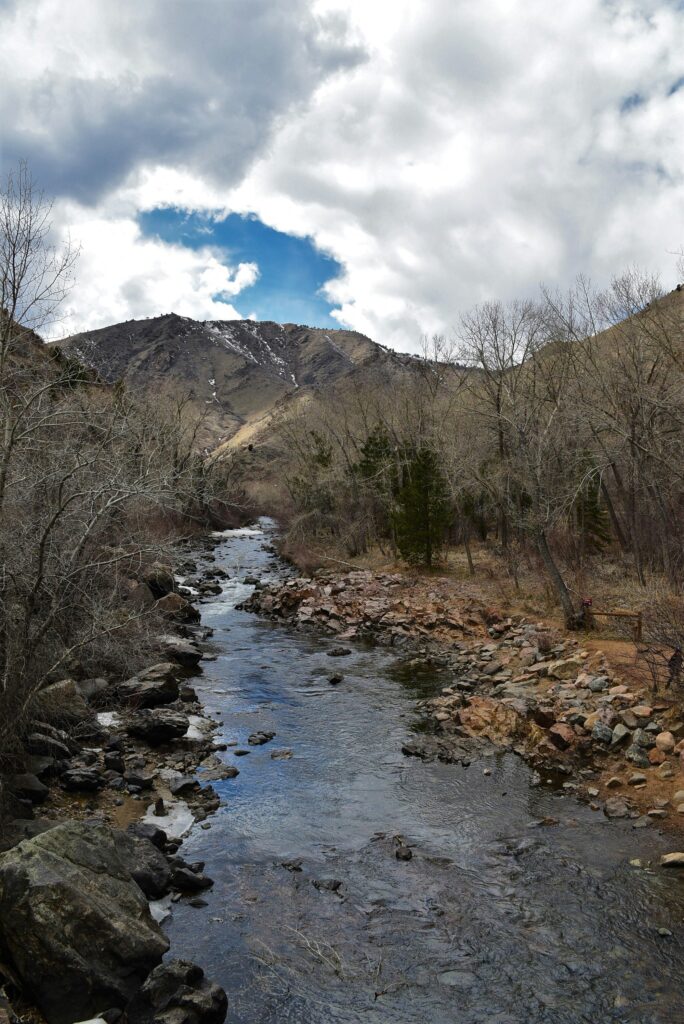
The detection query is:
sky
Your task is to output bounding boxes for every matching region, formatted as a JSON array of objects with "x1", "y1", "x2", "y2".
[{"x1": 1, "y1": 0, "x2": 683, "y2": 351}]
